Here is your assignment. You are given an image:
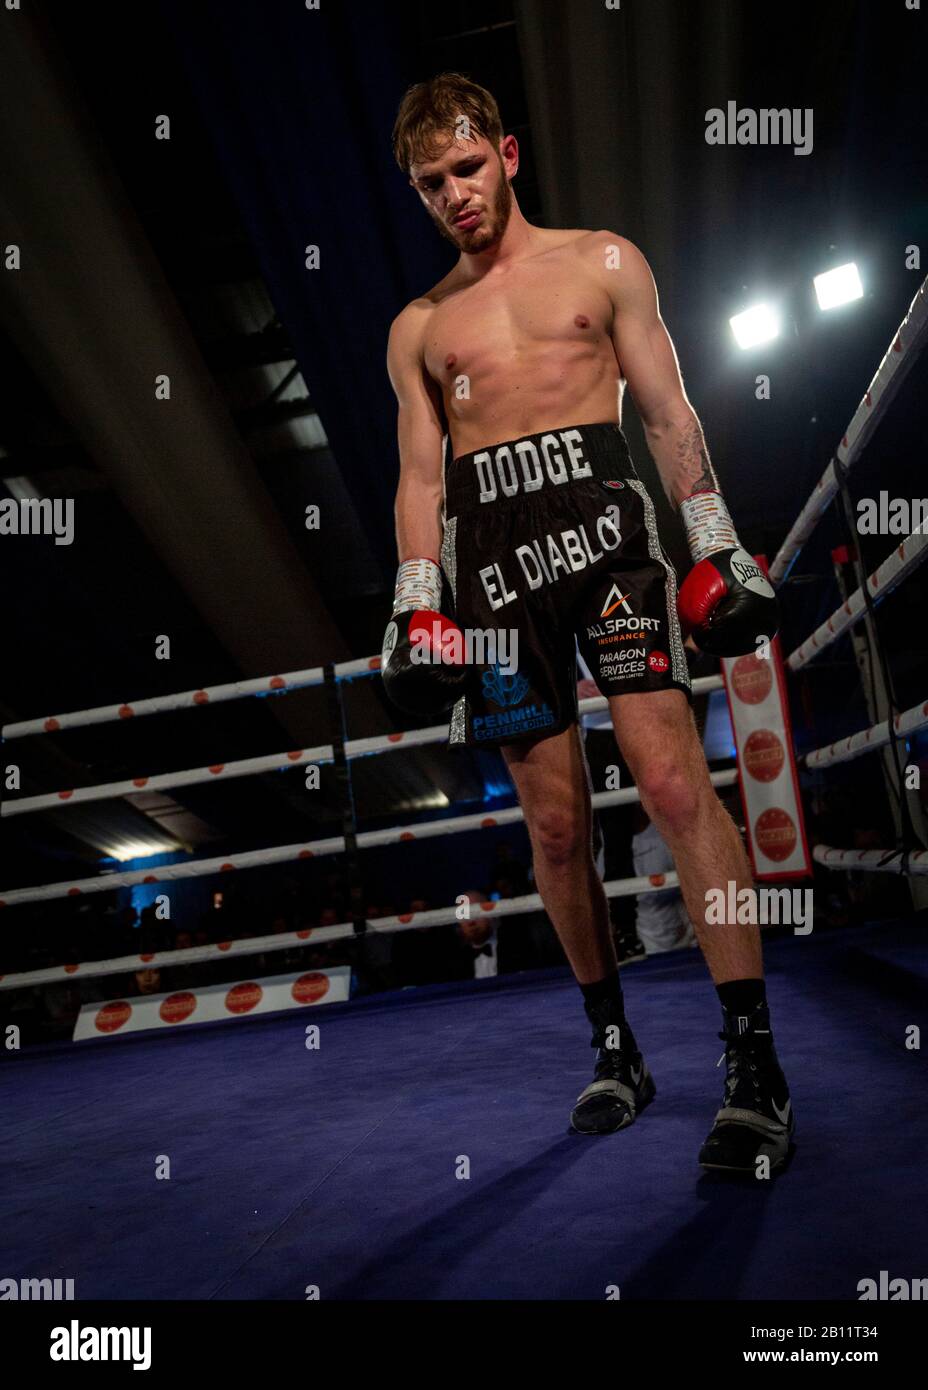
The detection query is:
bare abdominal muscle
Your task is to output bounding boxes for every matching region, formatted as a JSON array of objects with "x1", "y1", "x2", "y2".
[{"x1": 421, "y1": 231, "x2": 625, "y2": 455}]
